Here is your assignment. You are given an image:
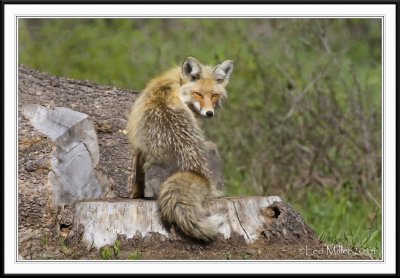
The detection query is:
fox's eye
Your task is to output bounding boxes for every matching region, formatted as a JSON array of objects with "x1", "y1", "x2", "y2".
[
  {"x1": 193, "y1": 91, "x2": 202, "y2": 96},
  {"x1": 212, "y1": 94, "x2": 219, "y2": 98}
]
